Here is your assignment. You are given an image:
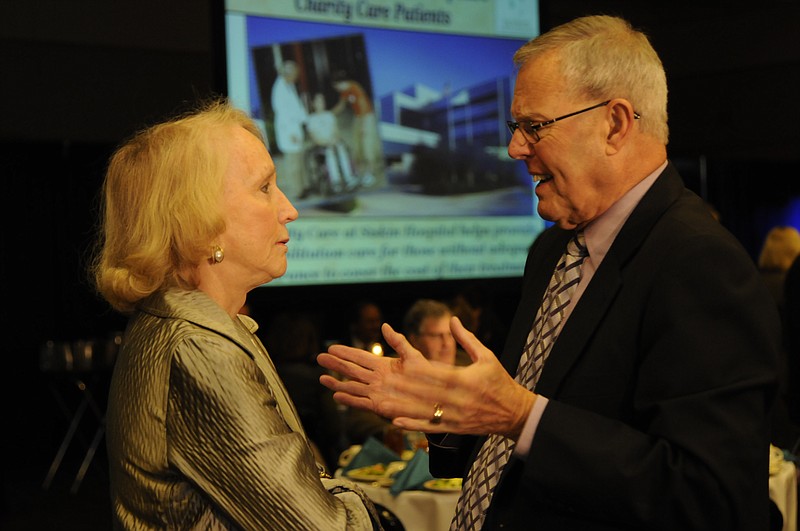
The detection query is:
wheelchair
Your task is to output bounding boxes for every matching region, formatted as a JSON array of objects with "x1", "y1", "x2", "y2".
[{"x1": 305, "y1": 143, "x2": 360, "y2": 197}]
